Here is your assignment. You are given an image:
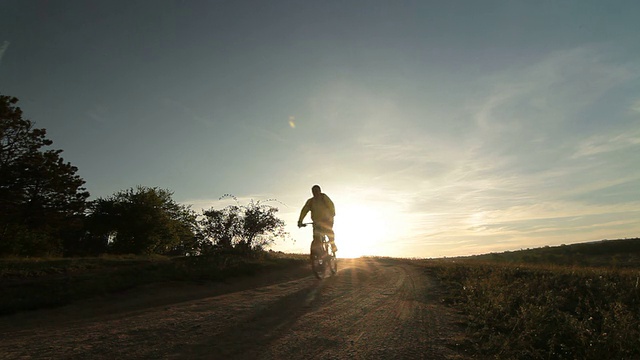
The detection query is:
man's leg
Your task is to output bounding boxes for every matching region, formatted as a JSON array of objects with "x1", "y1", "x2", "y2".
[
  {"x1": 310, "y1": 226, "x2": 323, "y2": 261},
  {"x1": 309, "y1": 242, "x2": 315, "y2": 262},
  {"x1": 319, "y1": 219, "x2": 336, "y2": 253},
  {"x1": 327, "y1": 228, "x2": 337, "y2": 253}
]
